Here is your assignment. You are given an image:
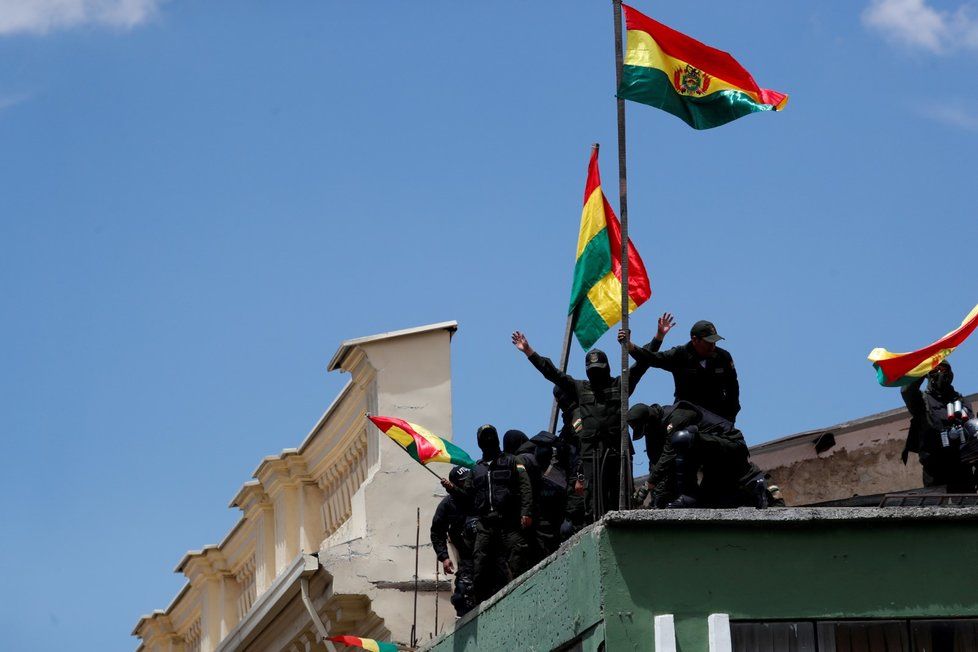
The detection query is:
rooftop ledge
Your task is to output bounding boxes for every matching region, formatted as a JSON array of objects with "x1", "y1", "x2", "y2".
[{"x1": 600, "y1": 506, "x2": 978, "y2": 525}]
